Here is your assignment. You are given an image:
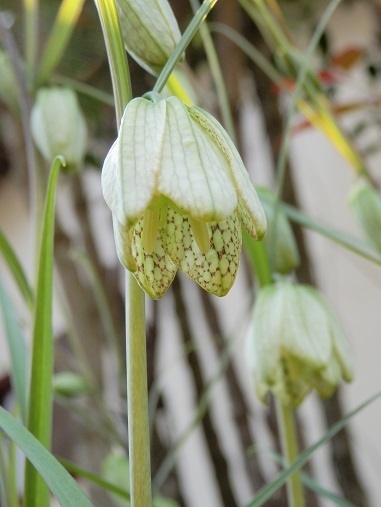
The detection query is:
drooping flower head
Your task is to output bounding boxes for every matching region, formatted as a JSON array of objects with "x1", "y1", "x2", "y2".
[
  {"x1": 246, "y1": 280, "x2": 354, "y2": 407},
  {"x1": 102, "y1": 94, "x2": 266, "y2": 298}
]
